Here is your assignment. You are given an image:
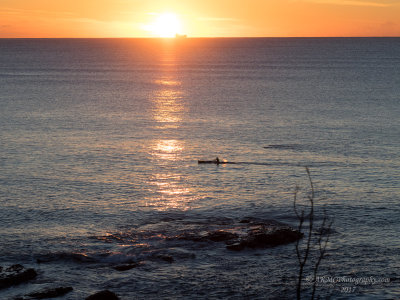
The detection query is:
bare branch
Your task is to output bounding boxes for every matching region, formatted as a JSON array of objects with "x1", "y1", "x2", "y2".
[{"x1": 295, "y1": 167, "x2": 333, "y2": 300}]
